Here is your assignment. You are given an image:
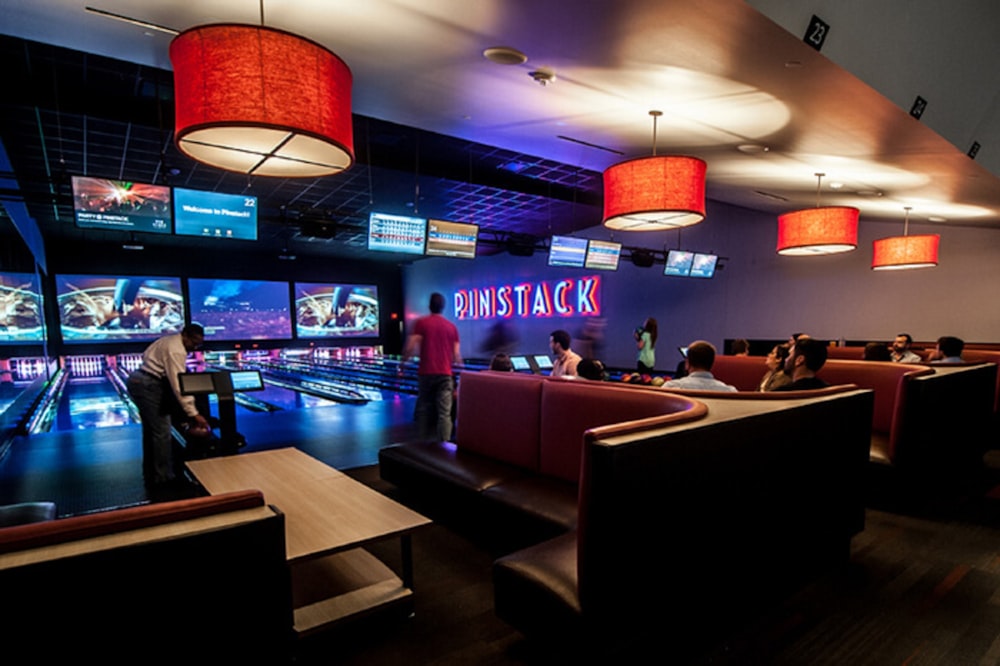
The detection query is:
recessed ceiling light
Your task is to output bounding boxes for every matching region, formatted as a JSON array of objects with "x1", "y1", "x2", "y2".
[
  {"x1": 483, "y1": 47, "x2": 527, "y2": 65},
  {"x1": 737, "y1": 144, "x2": 769, "y2": 154},
  {"x1": 785, "y1": 60, "x2": 803, "y2": 68},
  {"x1": 928, "y1": 216, "x2": 947, "y2": 222},
  {"x1": 829, "y1": 182, "x2": 844, "y2": 189},
  {"x1": 855, "y1": 189, "x2": 883, "y2": 197}
]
